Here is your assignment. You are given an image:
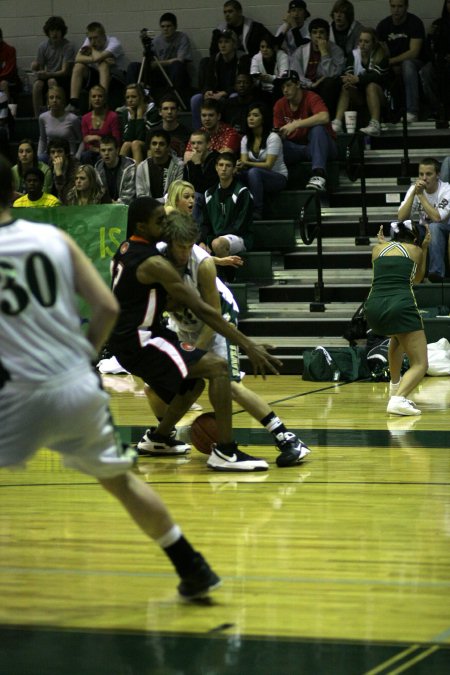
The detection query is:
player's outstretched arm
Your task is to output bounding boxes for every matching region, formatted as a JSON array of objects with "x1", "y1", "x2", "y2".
[
  {"x1": 137, "y1": 256, "x2": 282, "y2": 377},
  {"x1": 60, "y1": 231, "x2": 119, "y2": 353}
]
